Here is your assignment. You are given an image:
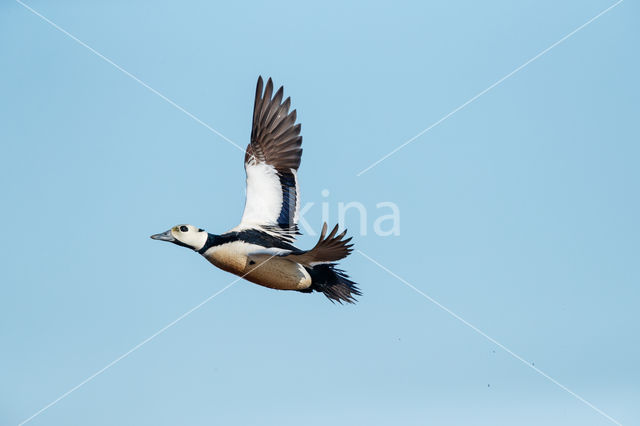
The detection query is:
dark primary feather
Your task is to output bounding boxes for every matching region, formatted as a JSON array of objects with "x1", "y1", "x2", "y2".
[
  {"x1": 288, "y1": 223, "x2": 354, "y2": 265},
  {"x1": 245, "y1": 76, "x2": 303, "y2": 171}
]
